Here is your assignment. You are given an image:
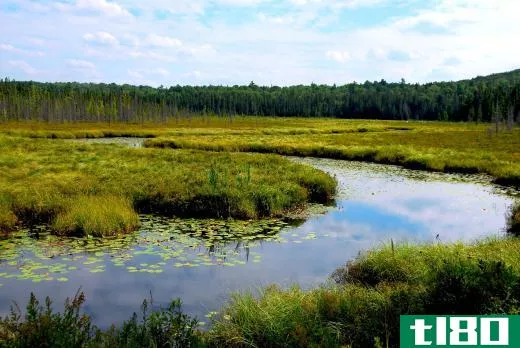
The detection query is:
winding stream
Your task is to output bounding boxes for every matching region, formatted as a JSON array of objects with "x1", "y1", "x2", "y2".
[{"x1": 0, "y1": 155, "x2": 516, "y2": 327}]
